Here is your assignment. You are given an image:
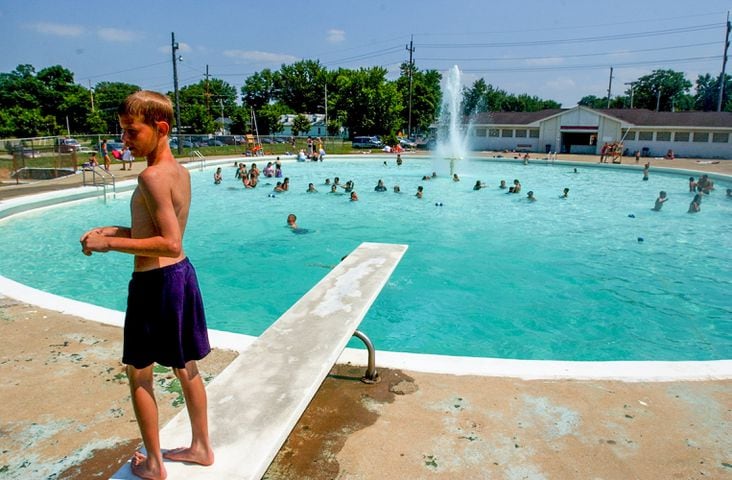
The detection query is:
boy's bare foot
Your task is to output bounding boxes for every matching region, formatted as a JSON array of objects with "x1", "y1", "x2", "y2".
[
  {"x1": 163, "y1": 445, "x2": 215, "y2": 466},
  {"x1": 130, "y1": 451, "x2": 167, "y2": 480}
]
